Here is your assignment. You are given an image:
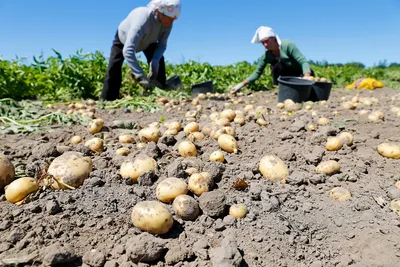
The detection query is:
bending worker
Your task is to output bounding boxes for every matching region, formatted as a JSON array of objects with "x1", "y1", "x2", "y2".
[
  {"x1": 101, "y1": 0, "x2": 181, "y2": 101},
  {"x1": 231, "y1": 26, "x2": 314, "y2": 92}
]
